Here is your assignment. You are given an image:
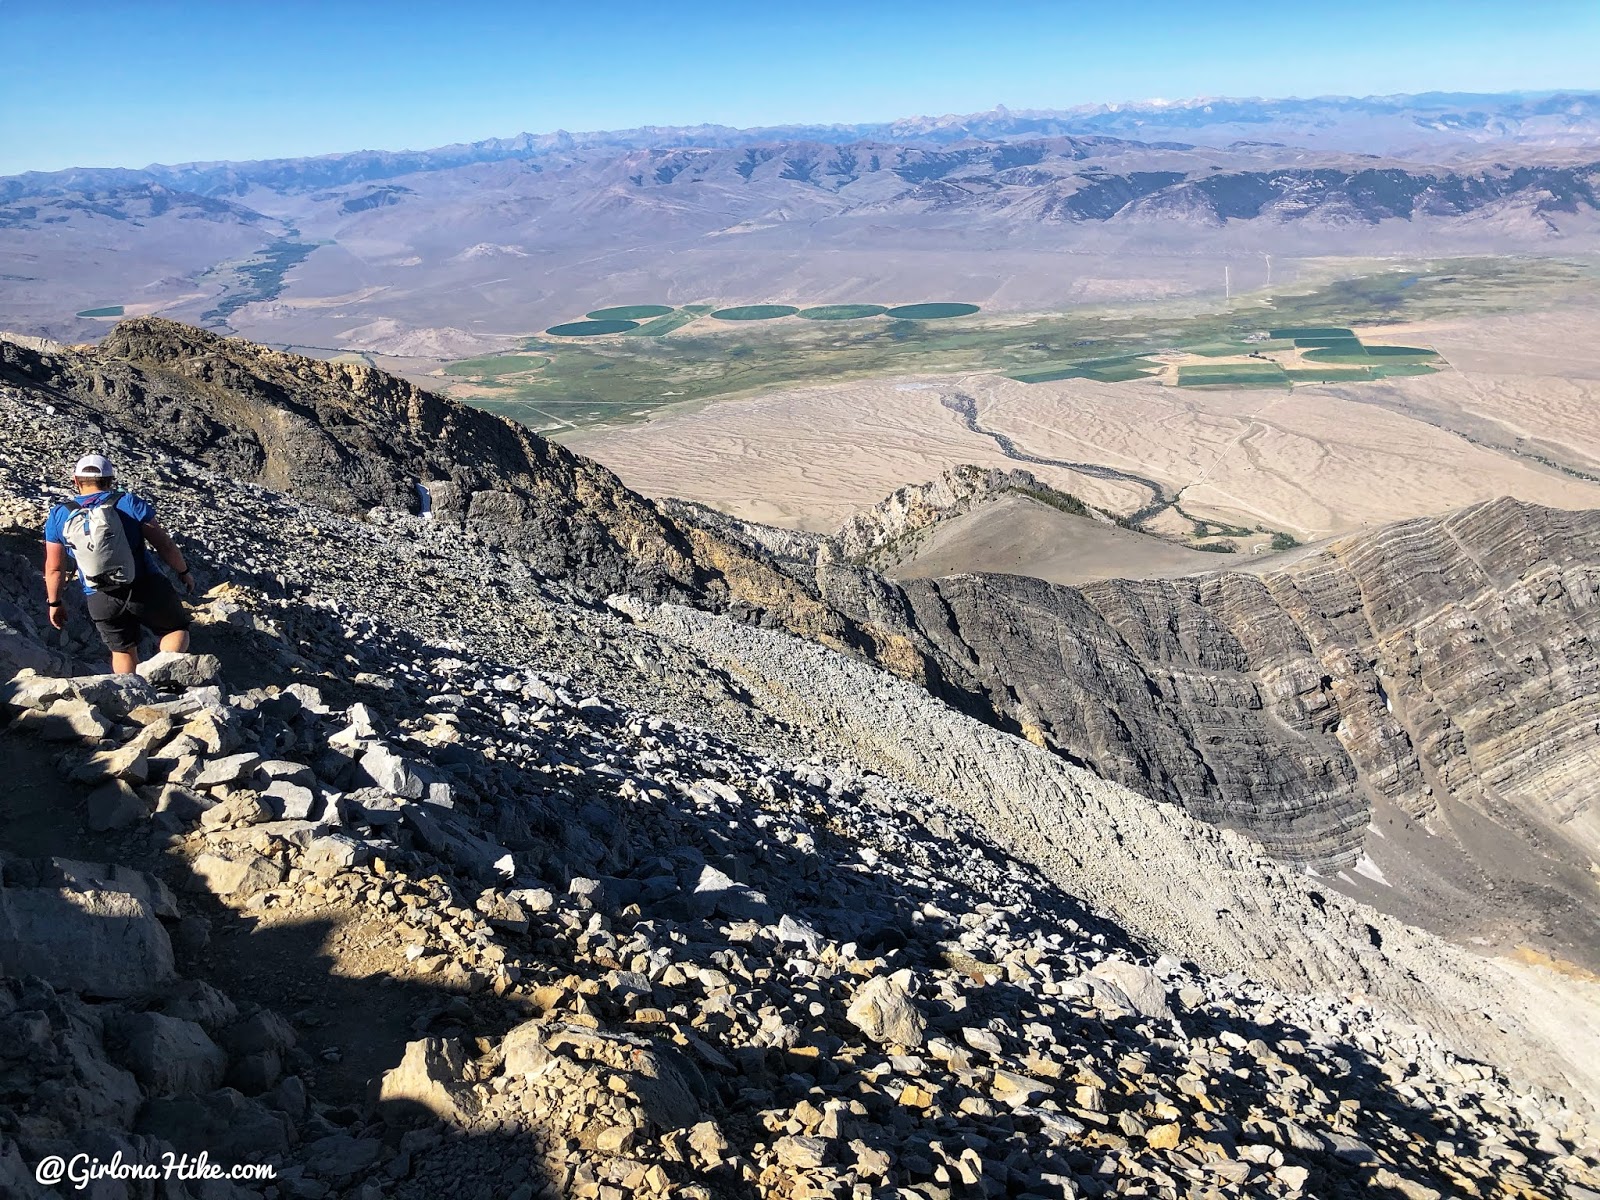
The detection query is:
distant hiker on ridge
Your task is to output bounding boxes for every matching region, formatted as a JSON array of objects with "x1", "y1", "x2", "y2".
[{"x1": 43, "y1": 453, "x2": 196, "y2": 674}]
